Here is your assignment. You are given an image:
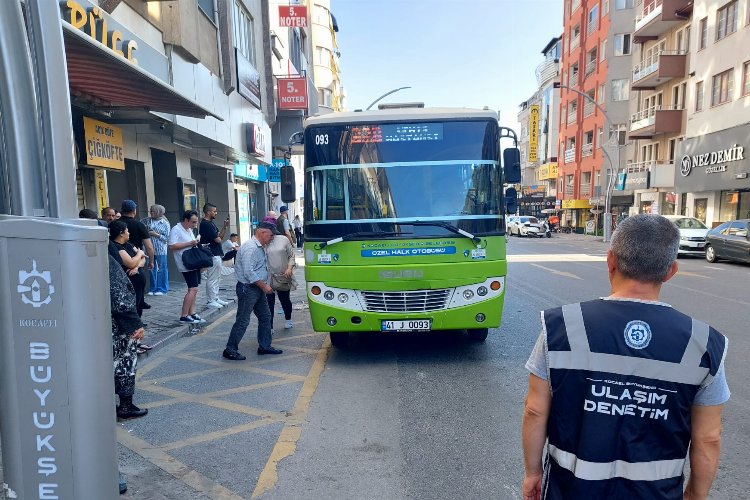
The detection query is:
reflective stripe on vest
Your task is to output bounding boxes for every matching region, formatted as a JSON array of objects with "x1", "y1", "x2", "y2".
[
  {"x1": 547, "y1": 303, "x2": 710, "y2": 385},
  {"x1": 548, "y1": 444, "x2": 686, "y2": 482}
]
